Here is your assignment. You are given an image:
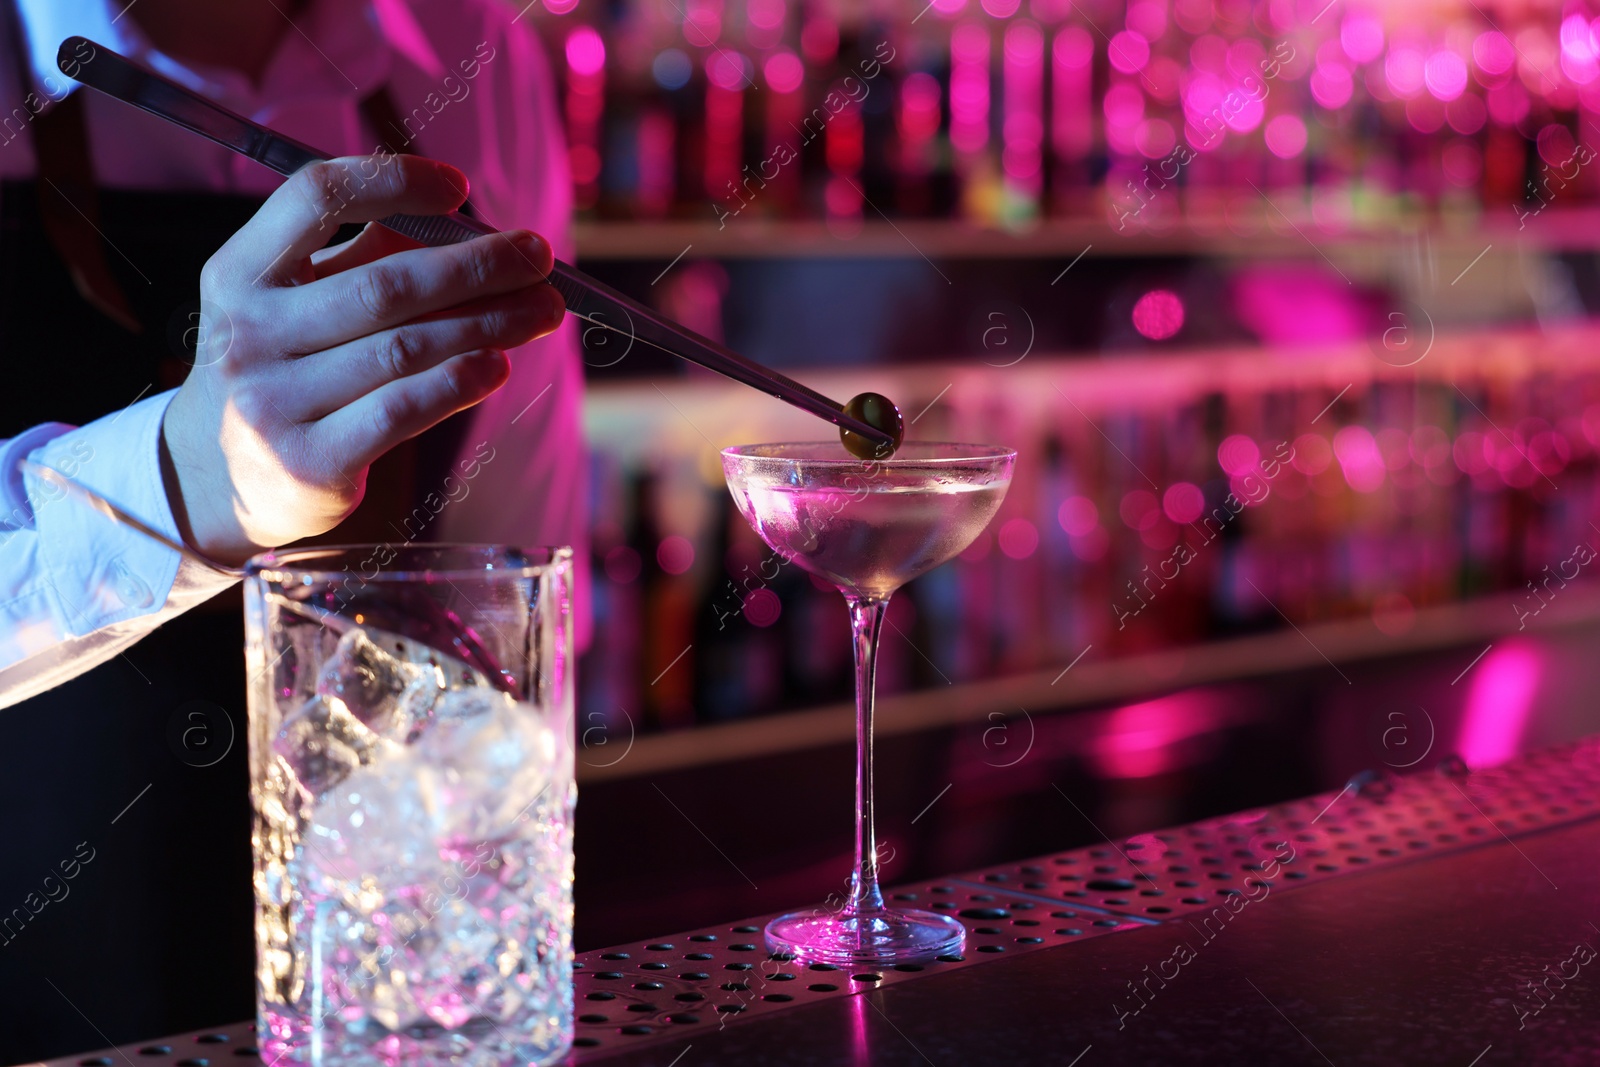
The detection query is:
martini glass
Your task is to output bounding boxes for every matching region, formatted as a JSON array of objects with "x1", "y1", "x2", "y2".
[{"x1": 721, "y1": 441, "x2": 1016, "y2": 964}]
